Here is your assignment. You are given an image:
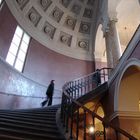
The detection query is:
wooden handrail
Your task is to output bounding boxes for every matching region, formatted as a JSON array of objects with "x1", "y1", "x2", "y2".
[{"x1": 61, "y1": 68, "x2": 137, "y2": 140}]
